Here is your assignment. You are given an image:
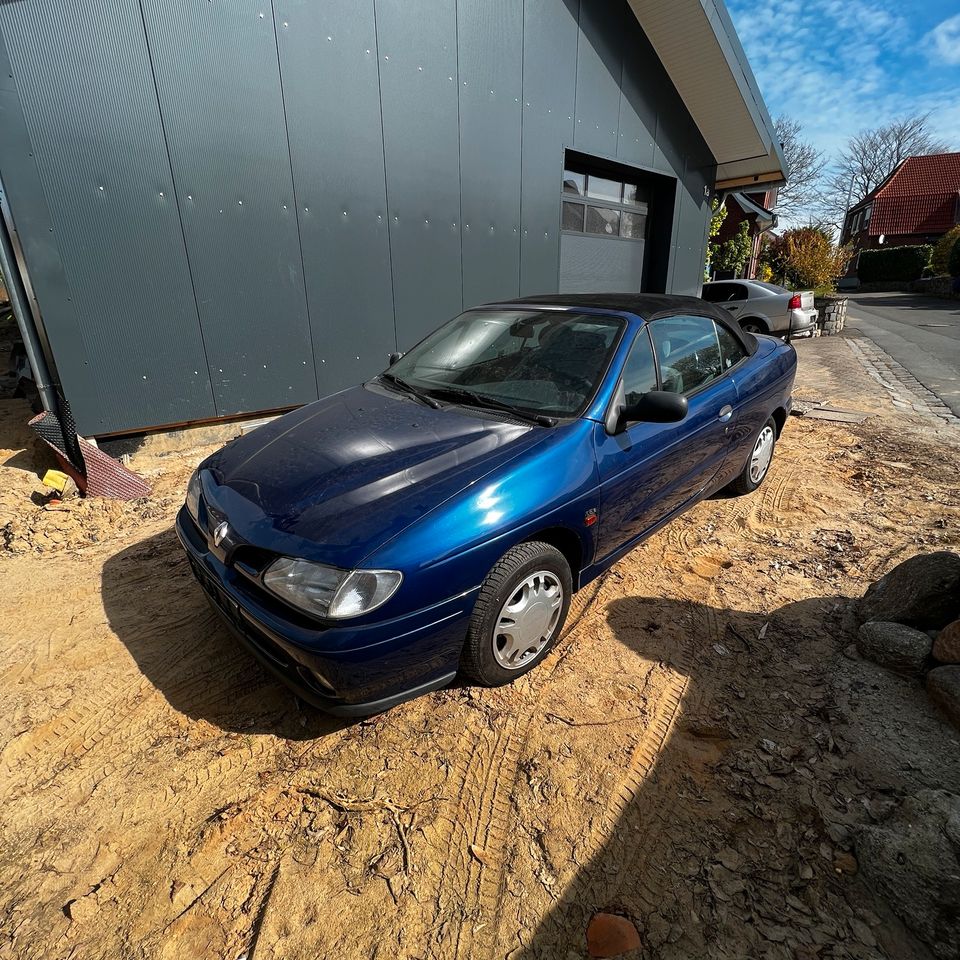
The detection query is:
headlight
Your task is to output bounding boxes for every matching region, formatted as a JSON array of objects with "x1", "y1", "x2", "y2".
[
  {"x1": 186, "y1": 469, "x2": 202, "y2": 521},
  {"x1": 263, "y1": 558, "x2": 402, "y2": 619}
]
